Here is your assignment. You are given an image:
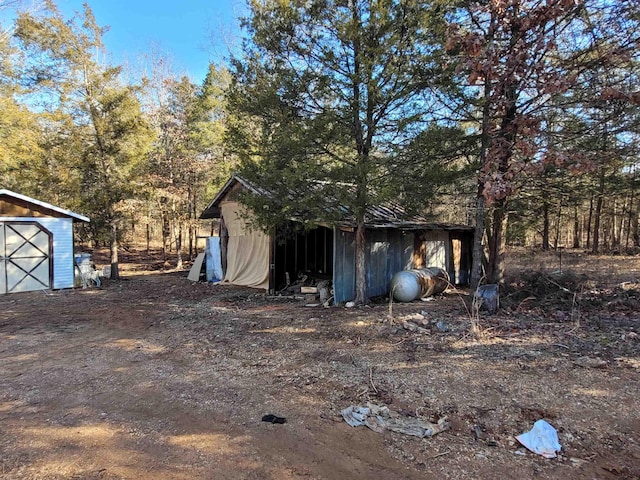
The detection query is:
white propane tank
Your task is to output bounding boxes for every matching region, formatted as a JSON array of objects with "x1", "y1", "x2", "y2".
[{"x1": 390, "y1": 267, "x2": 450, "y2": 302}]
